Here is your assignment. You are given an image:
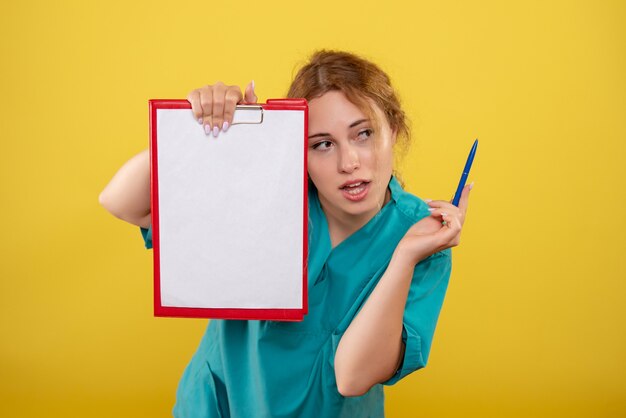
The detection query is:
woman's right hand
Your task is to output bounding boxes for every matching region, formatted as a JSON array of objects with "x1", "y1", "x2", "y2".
[{"x1": 186, "y1": 81, "x2": 257, "y2": 137}]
